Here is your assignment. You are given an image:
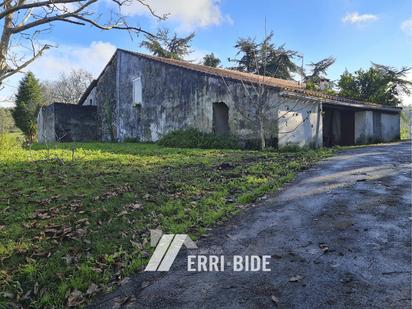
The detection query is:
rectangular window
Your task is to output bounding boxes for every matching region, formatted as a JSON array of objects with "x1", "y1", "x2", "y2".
[{"x1": 132, "y1": 77, "x2": 142, "y2": 105}]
